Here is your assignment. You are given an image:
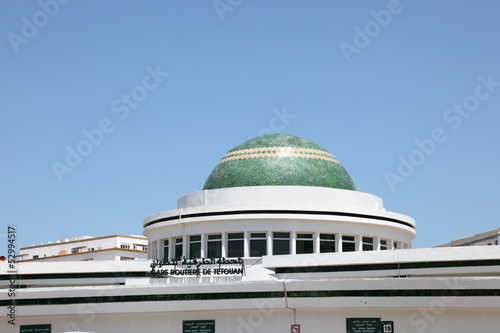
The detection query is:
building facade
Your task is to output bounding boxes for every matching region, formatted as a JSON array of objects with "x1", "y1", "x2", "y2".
[
  {"x1": 17, "y1": 235, "x2": 148, "y2": 262},
  {"x1": 437, "y1": 228, "x2": 500, "y2": 247},
  {"x1": 1, "y1": 134, "x2": 499, "y2": 333}
]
